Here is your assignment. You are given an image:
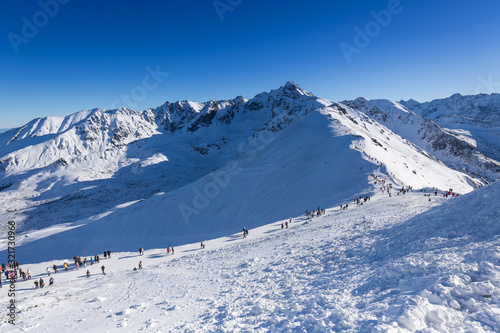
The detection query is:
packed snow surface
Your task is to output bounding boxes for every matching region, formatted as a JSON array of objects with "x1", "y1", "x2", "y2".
[{"x1": 1, "y1": 180, "x2": 499, "y2": 332}]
